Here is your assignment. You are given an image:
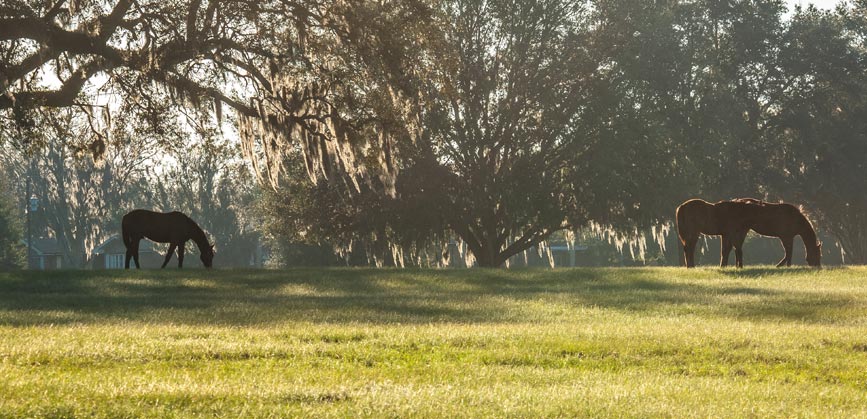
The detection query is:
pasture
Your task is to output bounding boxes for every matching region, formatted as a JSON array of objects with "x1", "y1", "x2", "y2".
[{"x1": 1, "y1": 267, "x2": 866, "y2": 418}]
